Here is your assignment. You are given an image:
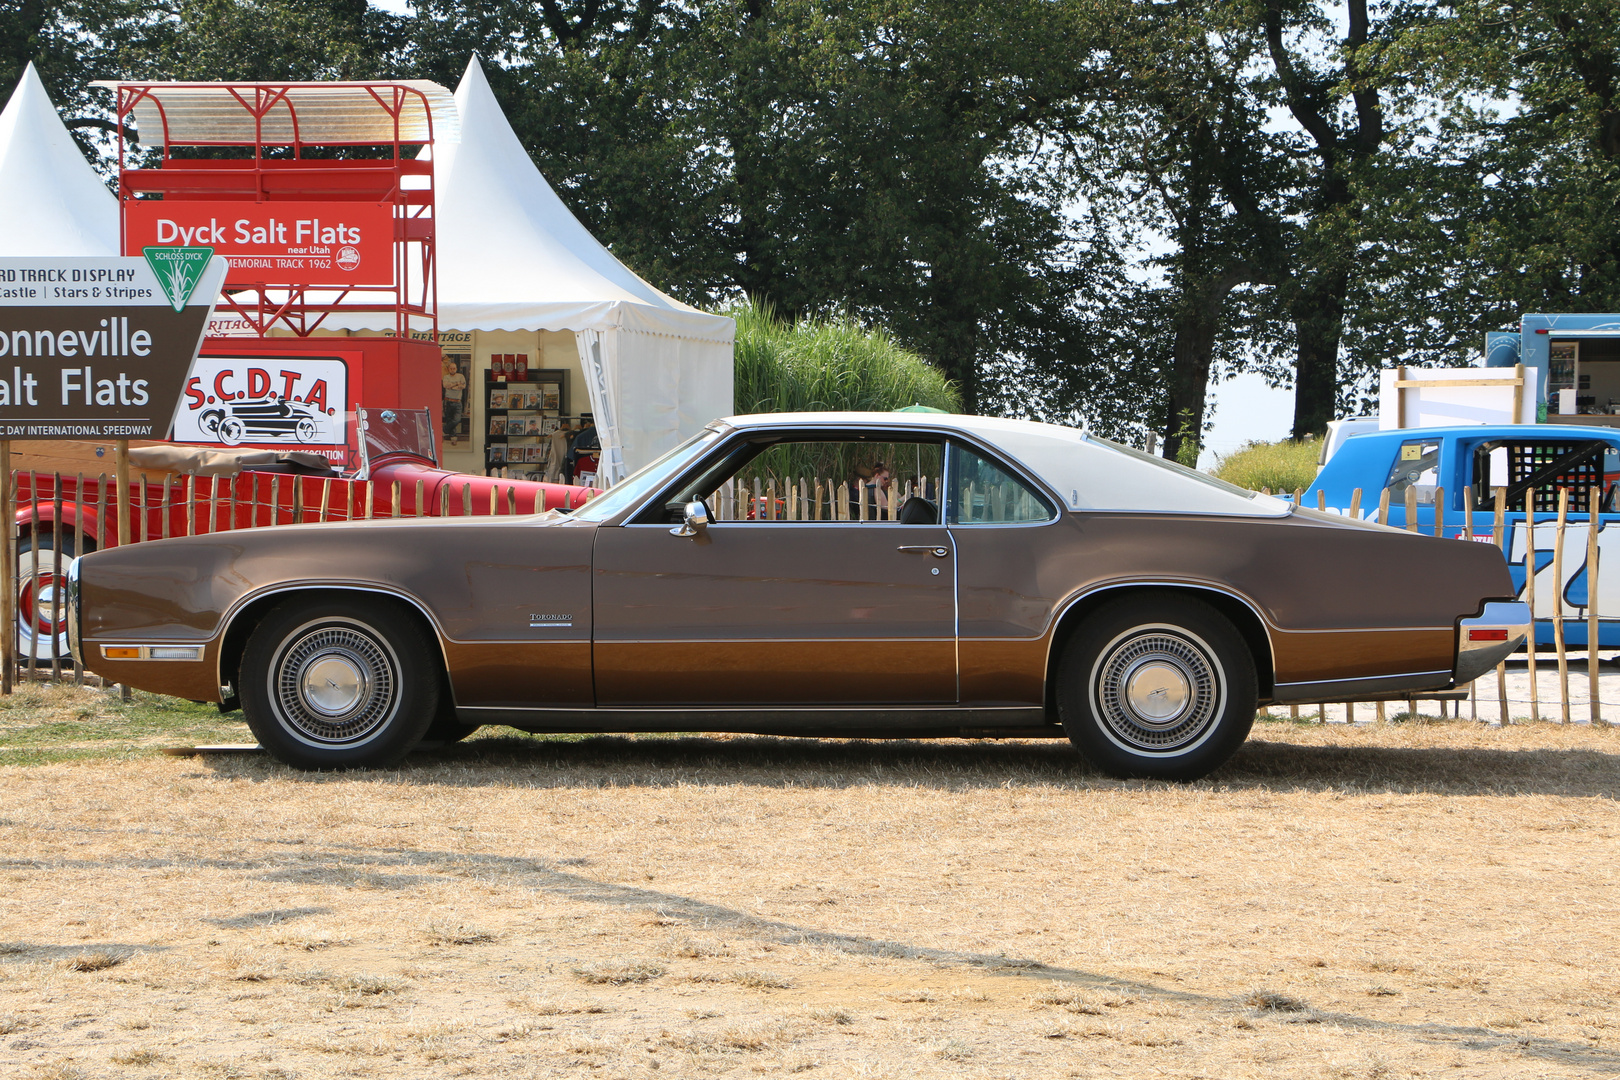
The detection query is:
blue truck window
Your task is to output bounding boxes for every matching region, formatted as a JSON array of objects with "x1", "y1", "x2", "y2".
[
  {"x1": 1383, "y1": 440, "x2": 1441, "y2": 505},
  {"x1": 1467, "y1": 439, "x2": 1608, "y2": 514}
]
